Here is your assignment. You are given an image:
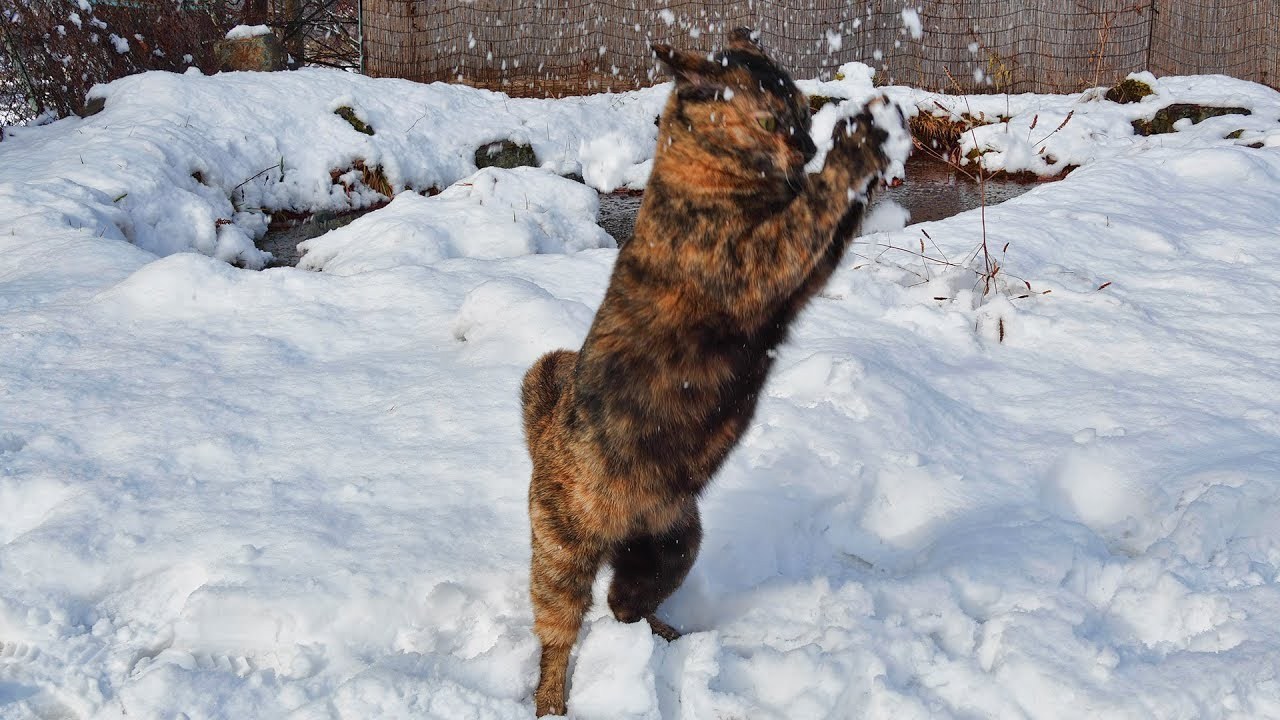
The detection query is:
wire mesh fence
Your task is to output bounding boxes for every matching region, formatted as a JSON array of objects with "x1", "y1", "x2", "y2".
[{"x1": 361, "y1": 0, "x2": 1279, "y2": 96}]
